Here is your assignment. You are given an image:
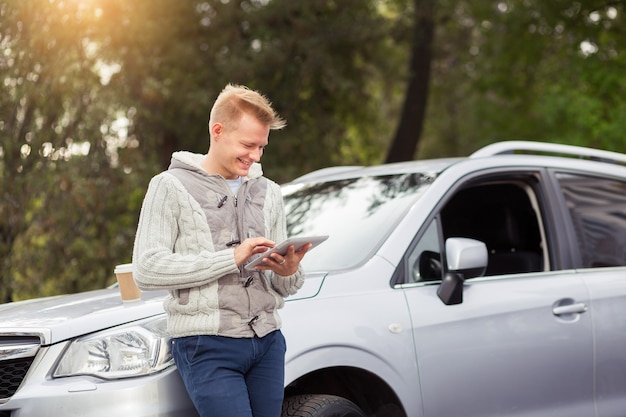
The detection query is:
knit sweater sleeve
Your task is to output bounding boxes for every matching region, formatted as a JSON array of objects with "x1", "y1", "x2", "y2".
[
  {"x1": 265, "y1": 181, "x2": 305, "y2": 297},
  {"x1": 132, "y1": 174, "x2": 240, "y2": 291}
]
